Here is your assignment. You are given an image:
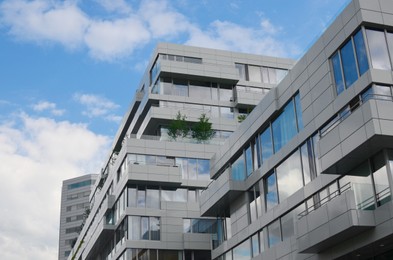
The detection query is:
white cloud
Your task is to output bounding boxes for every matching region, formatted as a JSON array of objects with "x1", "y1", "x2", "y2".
[
  {"x1": 32, "y1": 101, "x2": 65, "y2": 116},
  {"x1": 186, "y1": 20, "x2": 290, "y2": 57},
  {"x1": 0, "y1": 0, "x2": 89, "y2": 49},
  {"x1": 95, "y1": 0, "x2": 132, "y2": 14},
  {"x1": 85, "y1": 17, "x2": 150, "y2": 61},
  {"x1": 0, "y1": 113, "x2": 110, "y2": 260},
  {"x1": 73, "y1": 93, "x2": 120, "y2": 120},
  {"x1": 0, "y1": 0, "x2": 298, "y2": 61}
]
